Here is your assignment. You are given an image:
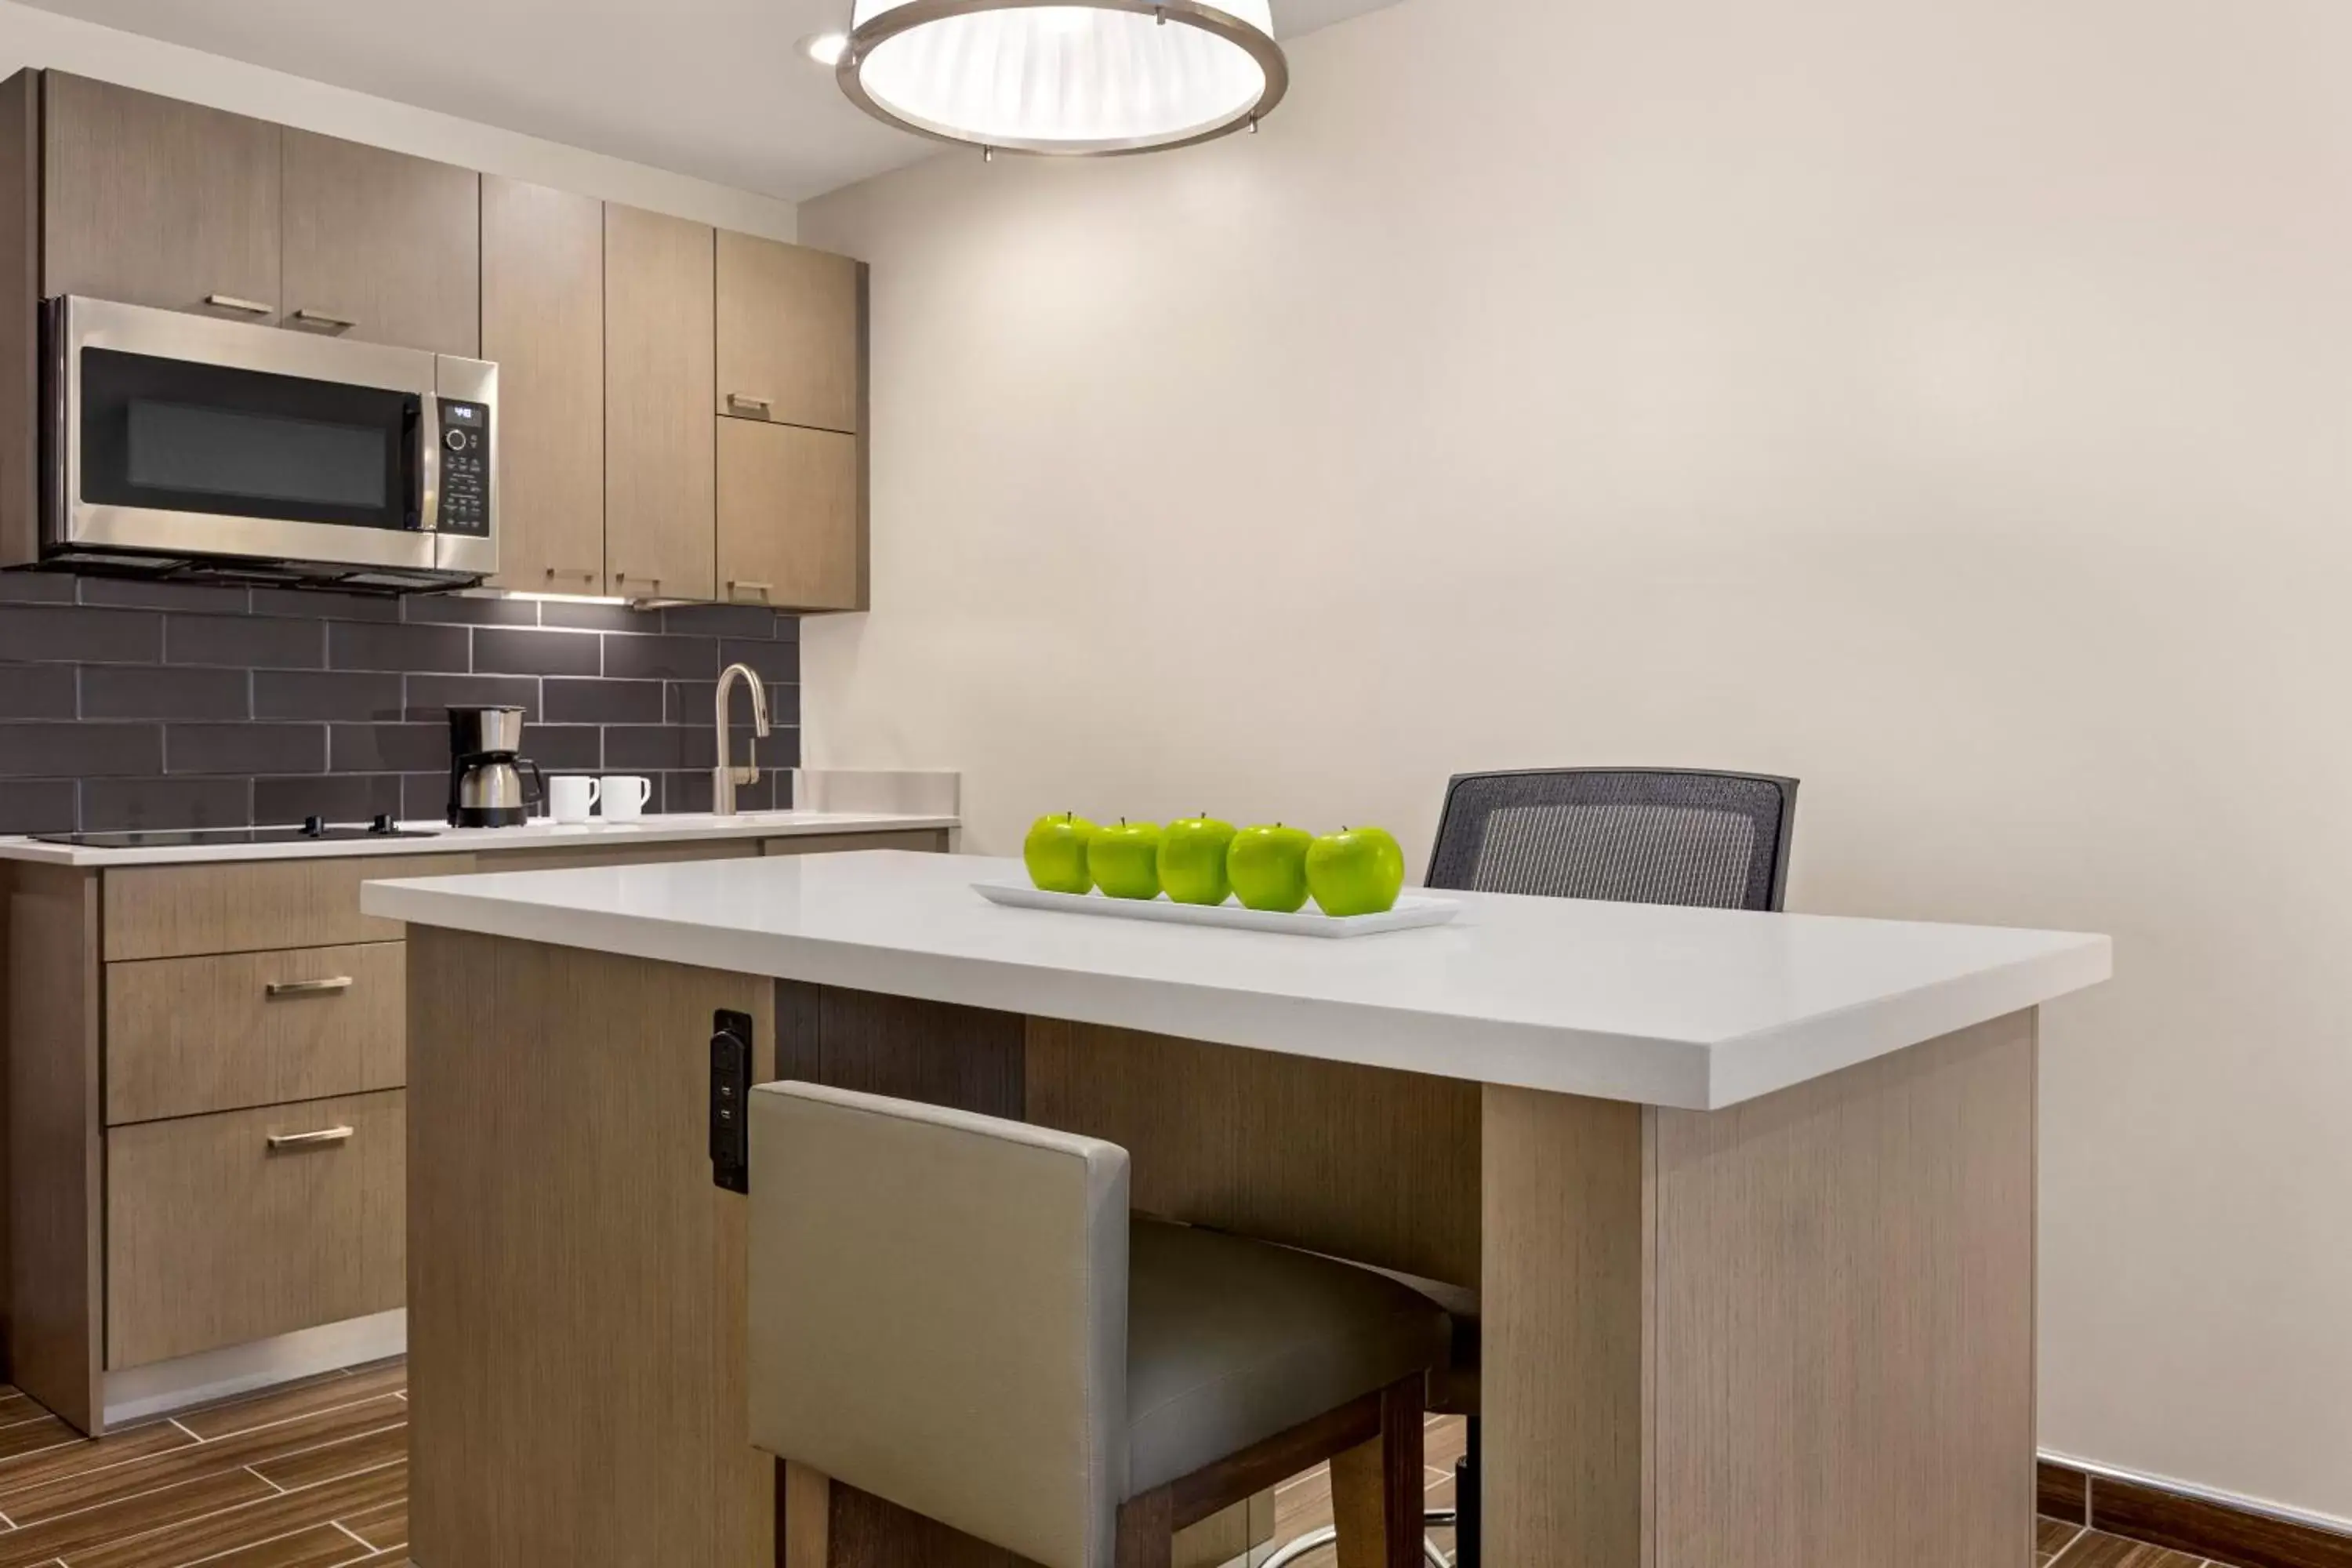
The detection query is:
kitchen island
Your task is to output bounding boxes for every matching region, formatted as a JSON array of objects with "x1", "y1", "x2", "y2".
[{"x1": 365, "y1": 848, "x2": 2110, "y2": 1567}]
